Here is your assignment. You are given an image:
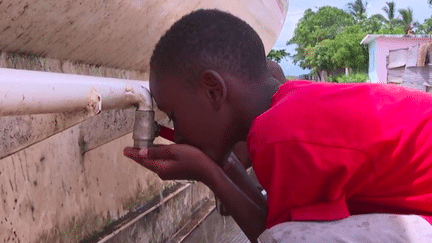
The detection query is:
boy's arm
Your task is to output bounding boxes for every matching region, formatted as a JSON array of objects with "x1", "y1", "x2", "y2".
[
  {"x1": 220, "y1": 153, "x2": 267, "y2": 215},
  {"x1": 207, "y1": 161, "x2": 267, "y2": 242},
  {"x1": 124, "y1": 145, "x2": 267, "y2": 243}
]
